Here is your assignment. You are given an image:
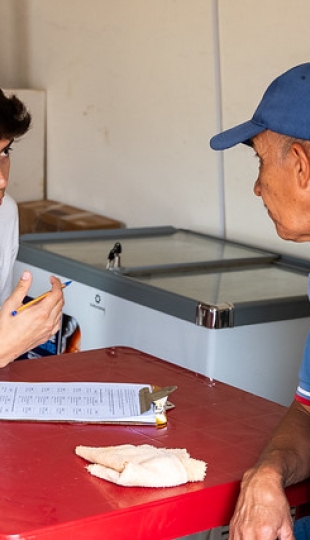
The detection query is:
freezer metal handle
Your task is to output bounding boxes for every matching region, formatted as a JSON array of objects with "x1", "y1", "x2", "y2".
[{"x1": 196, "y1": 302, "x2": 234, "y2": 329}]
